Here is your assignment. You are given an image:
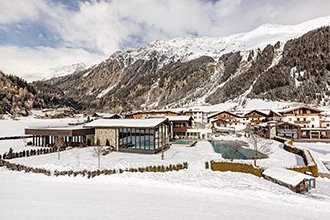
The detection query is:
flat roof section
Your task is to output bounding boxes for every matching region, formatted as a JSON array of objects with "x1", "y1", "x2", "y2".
[
  {"x1": 25, "y1": 125, "x2": 94, "y2": 136},
  {"x1": 84, "y1": 118, "x2": 168, "y2": 129}
]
